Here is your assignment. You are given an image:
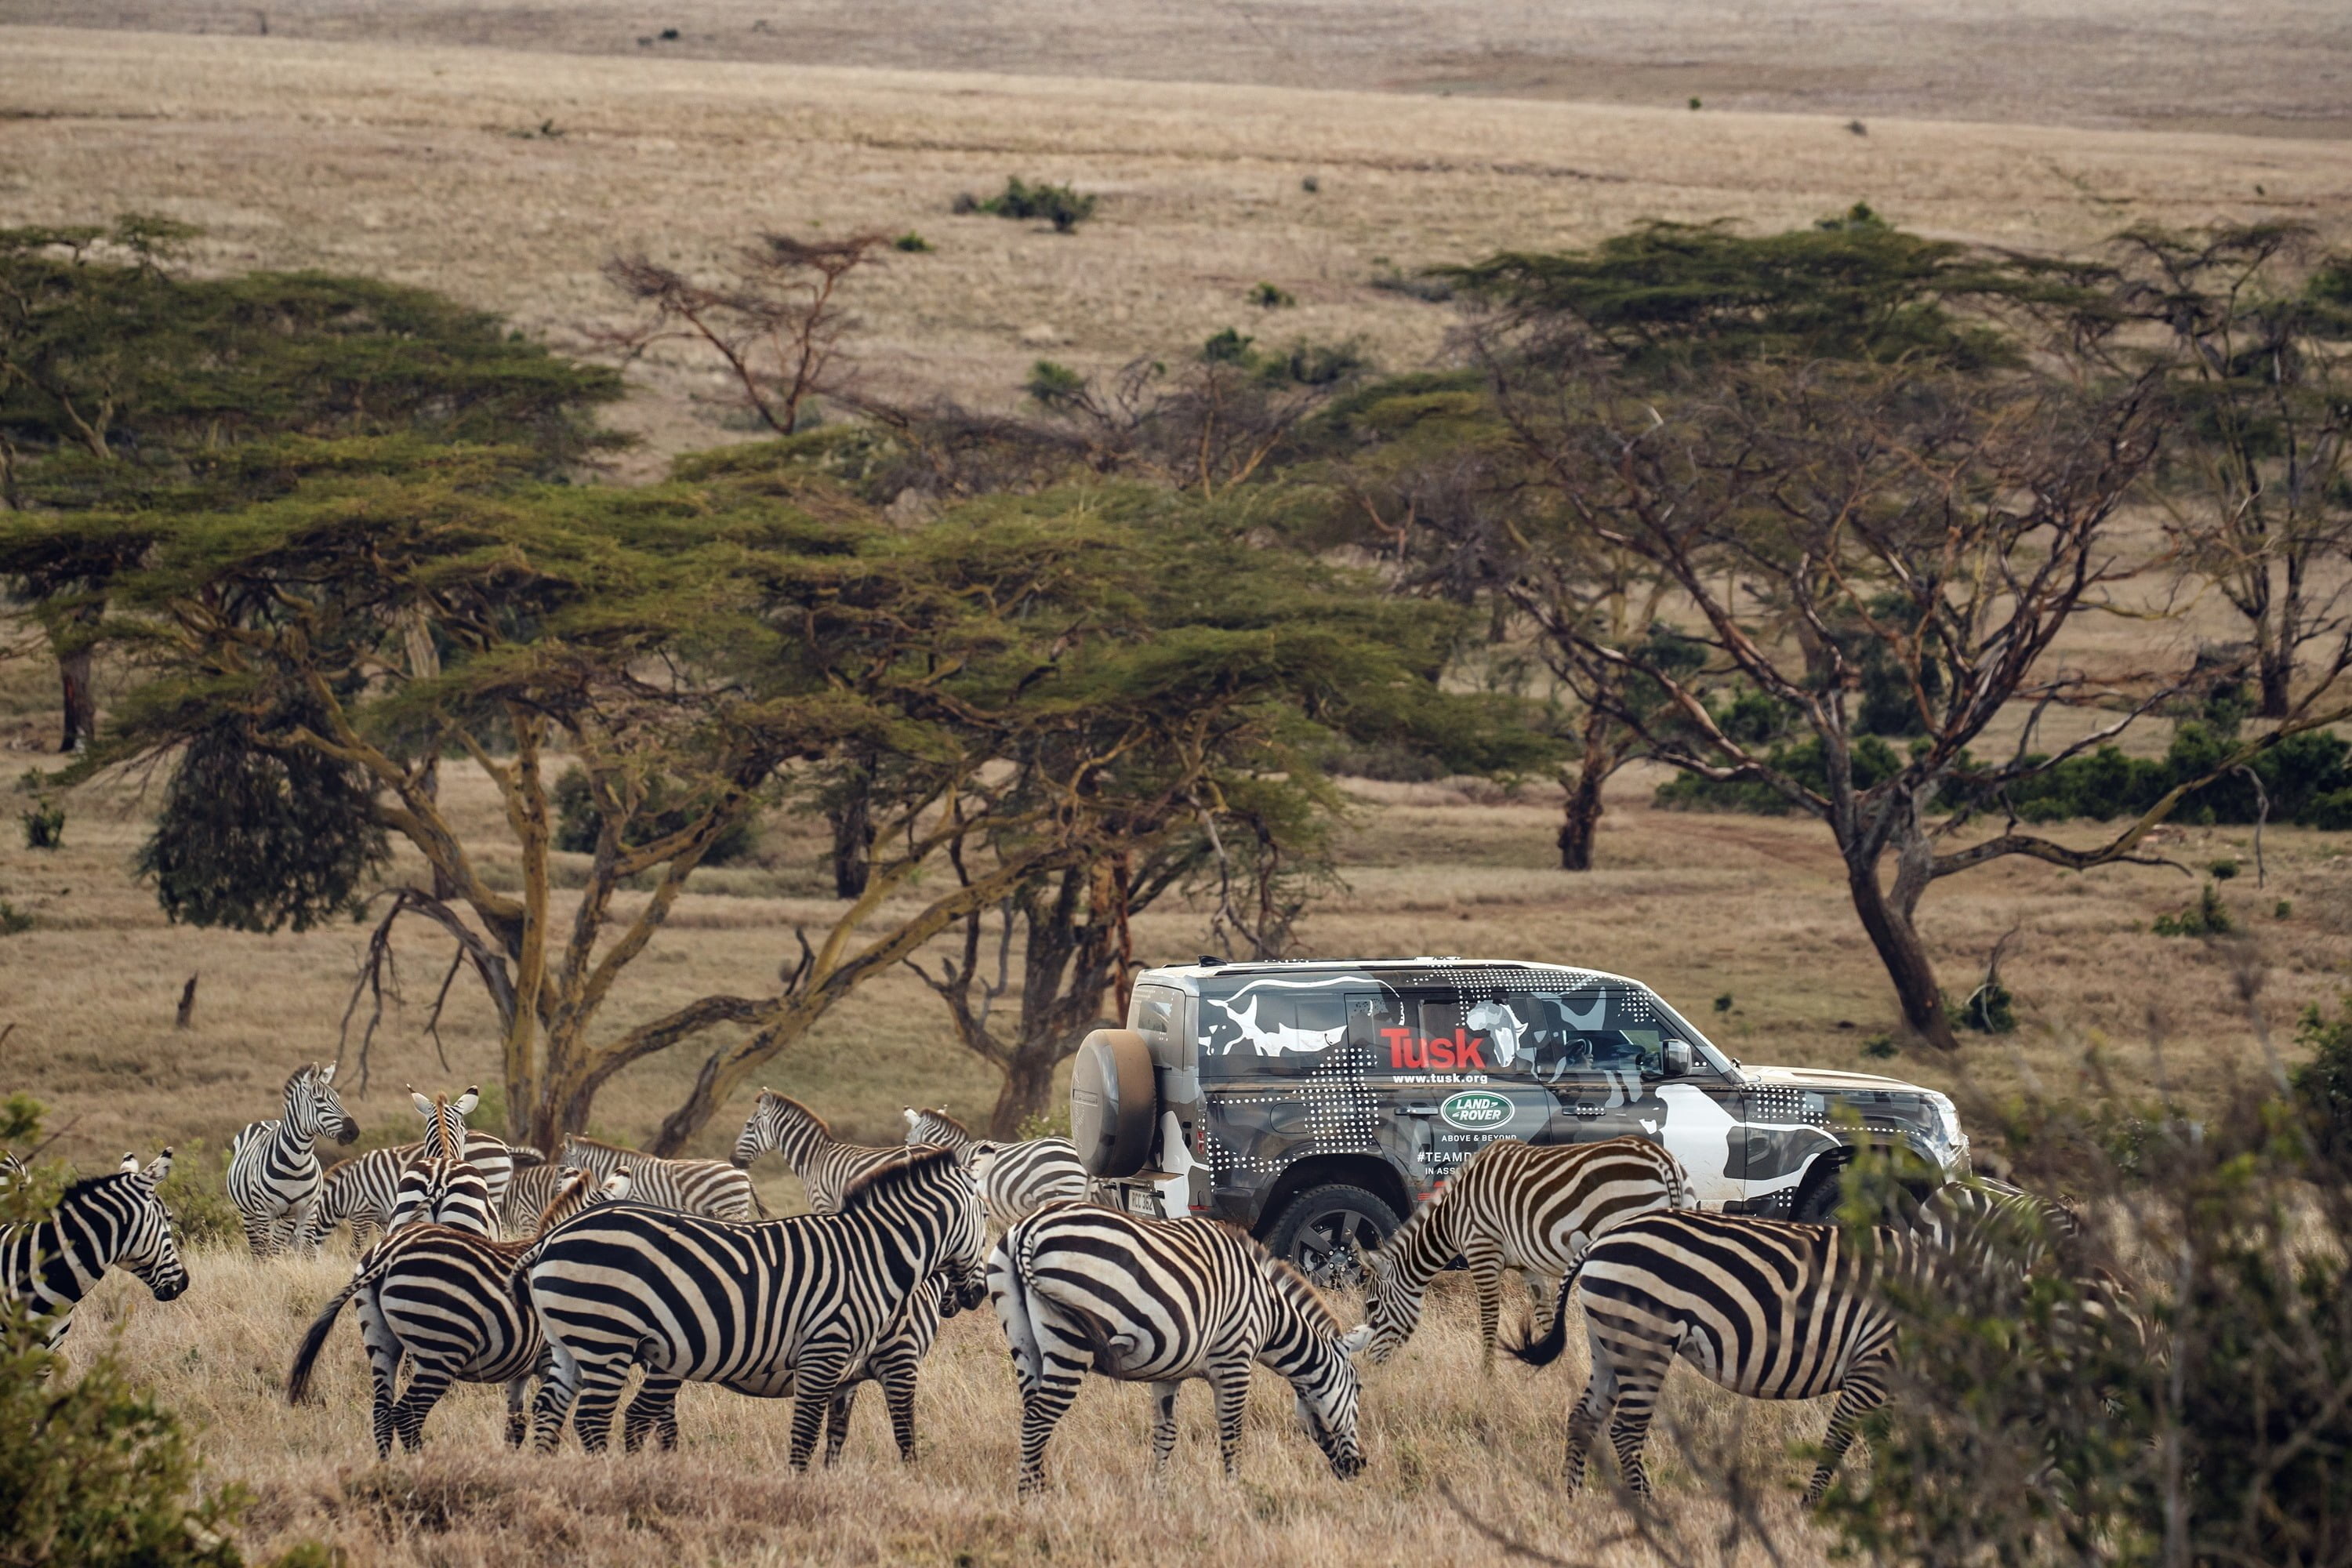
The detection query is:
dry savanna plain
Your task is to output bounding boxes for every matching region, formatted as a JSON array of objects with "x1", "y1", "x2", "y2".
[{"x1": 2, "y1": 6, "x2": 2352, "y2": 1565}]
